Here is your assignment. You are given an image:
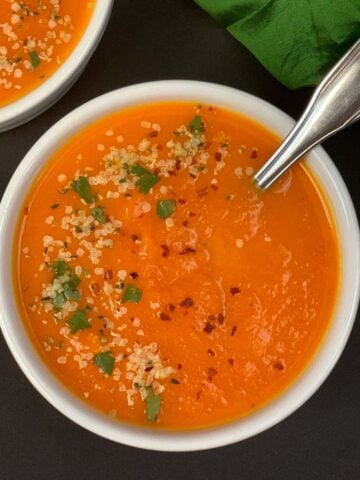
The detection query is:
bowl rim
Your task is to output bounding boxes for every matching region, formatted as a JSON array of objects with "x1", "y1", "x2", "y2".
[
  {"x1": 0, "y1": 0, "x2": 114, "y2": 131},
  {"x1": 0, "y1": 80, "x2": 359, "y2": 451}
]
